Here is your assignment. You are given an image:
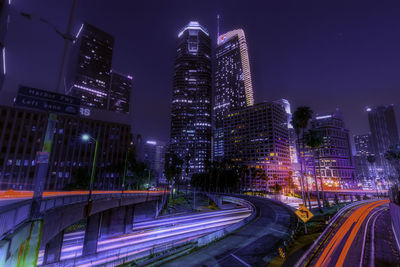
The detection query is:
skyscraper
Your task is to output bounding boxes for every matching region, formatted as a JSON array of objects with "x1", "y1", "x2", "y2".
[
  {"x1": 353, "y1": 134, "x2": 374, "y2": 183},
  {"x1": 67, "y1": 23, "x2": 114, "y2": 110},
  {"x1": 109, "y1": 71, "x2": 132, "y2": 114},
  {"x1": 214, "y1": 29, "x2": 254, "y2": 160},
  {"x1": 354, "y1": 134, "x2": 373, "y2": 156},
  {"x1": 223, "y1": 101, "x2": 291, "y2": 190},
  {"x1": 367, "y1": 105, "x2": 399, "y2": 178},
  {"x1": 169, "y1": 21, "x2": 212, "y2": 177},
  {"x1": 311, "y1": 111, "x2": 355, "y2": 188}
]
